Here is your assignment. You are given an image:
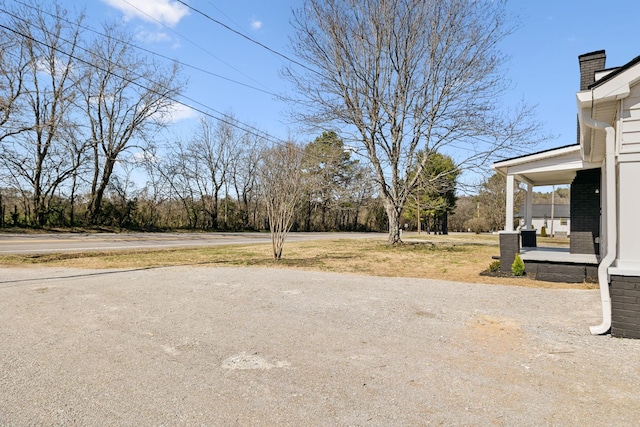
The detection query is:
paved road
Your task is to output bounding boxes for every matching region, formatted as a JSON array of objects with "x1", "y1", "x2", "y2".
[{"x1": 0, "y1": 232, "x2": 386, "y2": 255}]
